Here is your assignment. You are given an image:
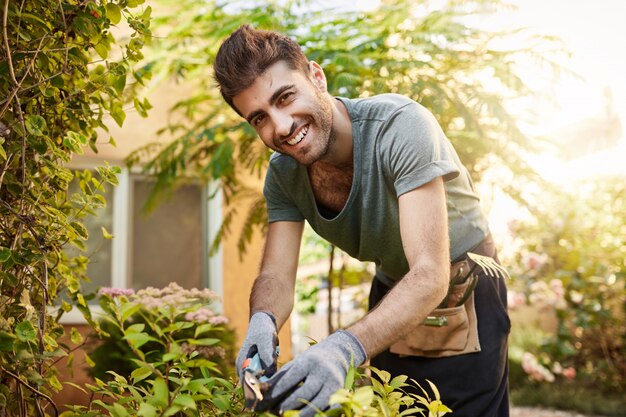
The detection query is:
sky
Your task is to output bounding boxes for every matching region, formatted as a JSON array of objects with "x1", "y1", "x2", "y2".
[{"x1": 335, "y1": 0, "x2": 626, "y2": 181}]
